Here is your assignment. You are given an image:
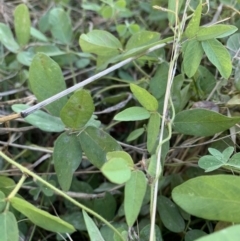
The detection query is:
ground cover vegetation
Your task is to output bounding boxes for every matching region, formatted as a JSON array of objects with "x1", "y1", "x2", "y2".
[{"x1": 0, "y1": 0, "x2": 240, "y2": 240}]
